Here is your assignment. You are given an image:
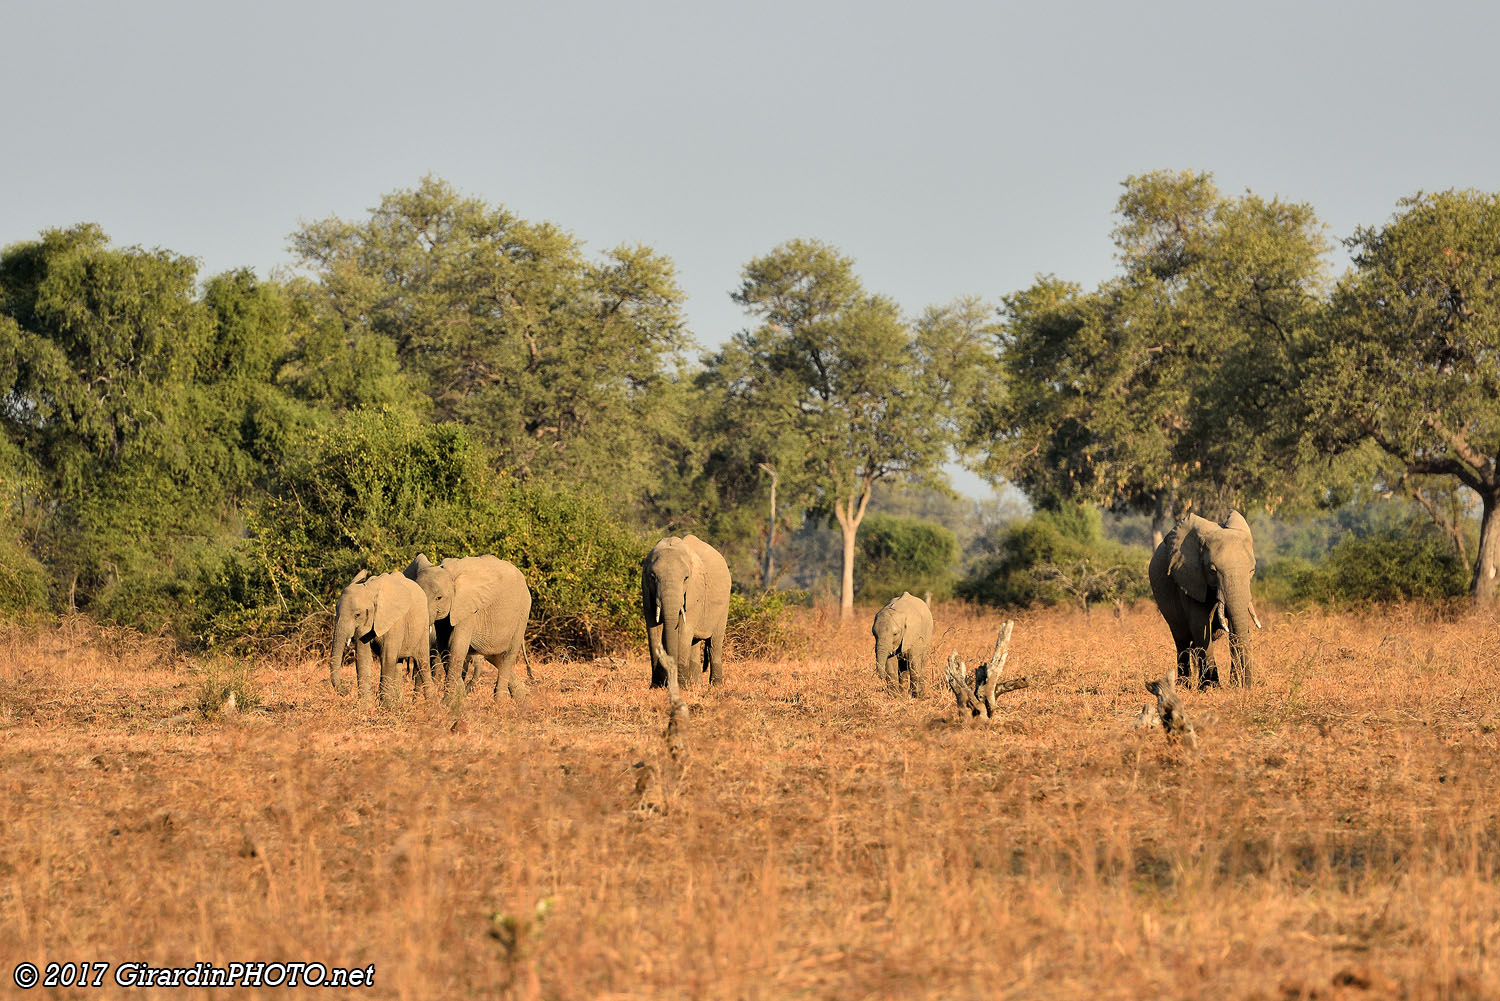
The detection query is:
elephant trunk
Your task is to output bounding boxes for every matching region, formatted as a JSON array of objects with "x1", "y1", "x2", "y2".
[
  {"x1": 330, "y1": 616, "x2": 354, "y2": 695},
  {"x1": 1220, "y1": 578, "x2": 1256, "y2": 687}
]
